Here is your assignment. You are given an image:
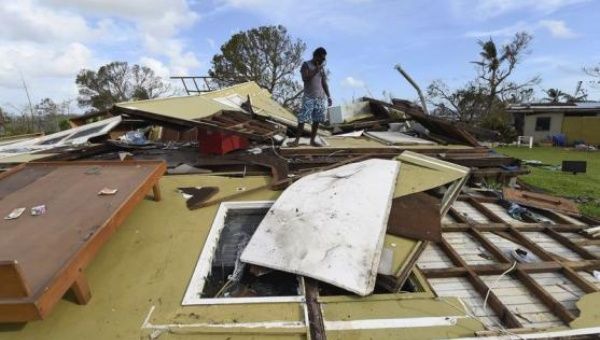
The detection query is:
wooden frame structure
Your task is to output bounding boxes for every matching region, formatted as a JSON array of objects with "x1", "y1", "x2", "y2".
[
  {"x1": 419, "y1": 194, "x2": 600, "y2": 330},
  {"x1": 0, "y1": 161, "x2": 166, "y2": 322},
  {"x1": 114, "y1": 106, "x2": 283, "y2": 141}
]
